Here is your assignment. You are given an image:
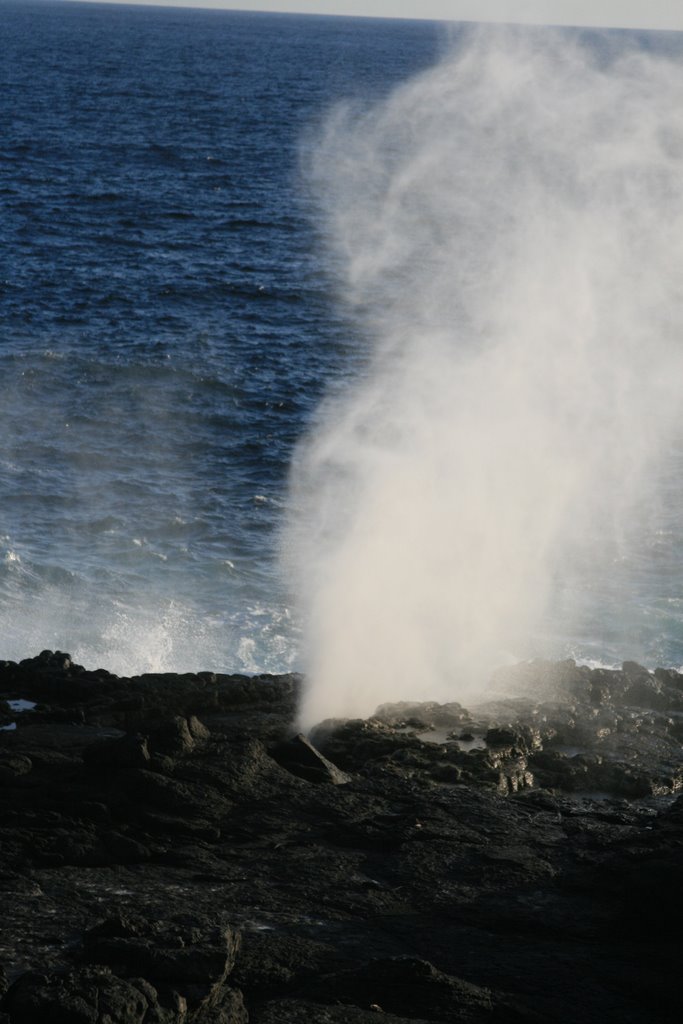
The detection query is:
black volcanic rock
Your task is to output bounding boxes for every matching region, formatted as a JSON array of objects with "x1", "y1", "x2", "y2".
[
  {"x1": 311, "y1": 956, "x2": 495, "y2": 1021},
  {"x1": 83, "y1": 913, "x2": 241, "y2": 1010},
  {"x1": 270, "y1": 733, "x2": 352, "y2": 785},
  {"x1": 1, "y1": 653, "x2": 682, "y2": 1023},
  {"x1": 3, "y1": 968, "x2": 151, "y2": 1024}
]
